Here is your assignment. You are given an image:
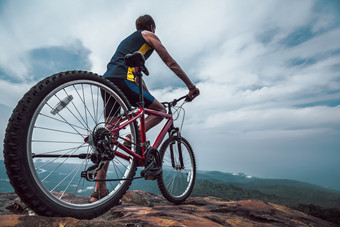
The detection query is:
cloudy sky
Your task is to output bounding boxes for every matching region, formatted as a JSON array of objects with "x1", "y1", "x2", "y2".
[{"x1": 1, "y1": 0, "x2": 340, "y2": 189}]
